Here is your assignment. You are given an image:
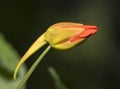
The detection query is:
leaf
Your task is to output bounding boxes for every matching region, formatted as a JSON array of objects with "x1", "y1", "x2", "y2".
[
  {"x1": 48, "y1": 67, "x2": 68, "y2": 89},
  {"x1": 0, "y1": 33, "x2": 27, "y2": 89}
]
